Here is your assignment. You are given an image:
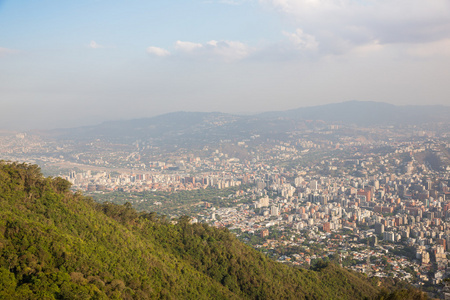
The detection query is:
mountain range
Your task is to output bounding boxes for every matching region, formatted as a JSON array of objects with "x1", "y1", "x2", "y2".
[{"x1": 38, "y1": 101, "x2": 449, "y2": 145}]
